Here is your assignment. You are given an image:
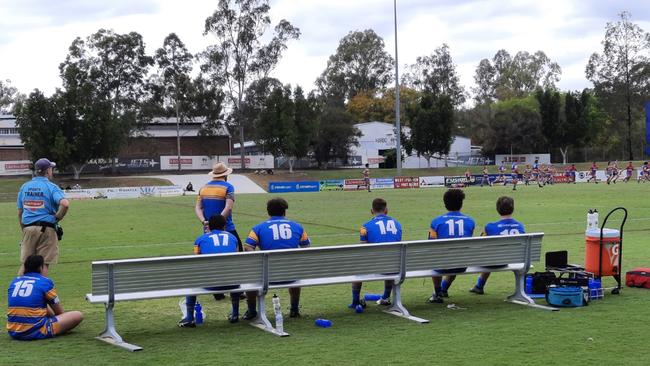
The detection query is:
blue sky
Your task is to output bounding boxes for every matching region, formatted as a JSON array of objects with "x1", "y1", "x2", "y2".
[{"x1": 0, "y1": 0, "x2": 648, "y2": 98}]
